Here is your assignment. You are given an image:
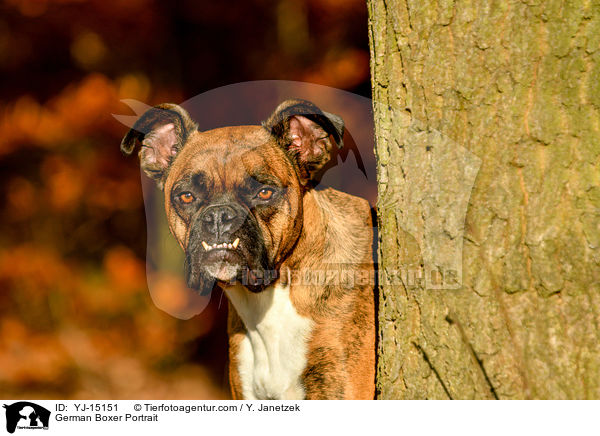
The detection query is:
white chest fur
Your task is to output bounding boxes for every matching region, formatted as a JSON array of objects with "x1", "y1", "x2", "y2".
[{"x1": 225, "y1": 281, "x2": 313, "y2": 400}]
